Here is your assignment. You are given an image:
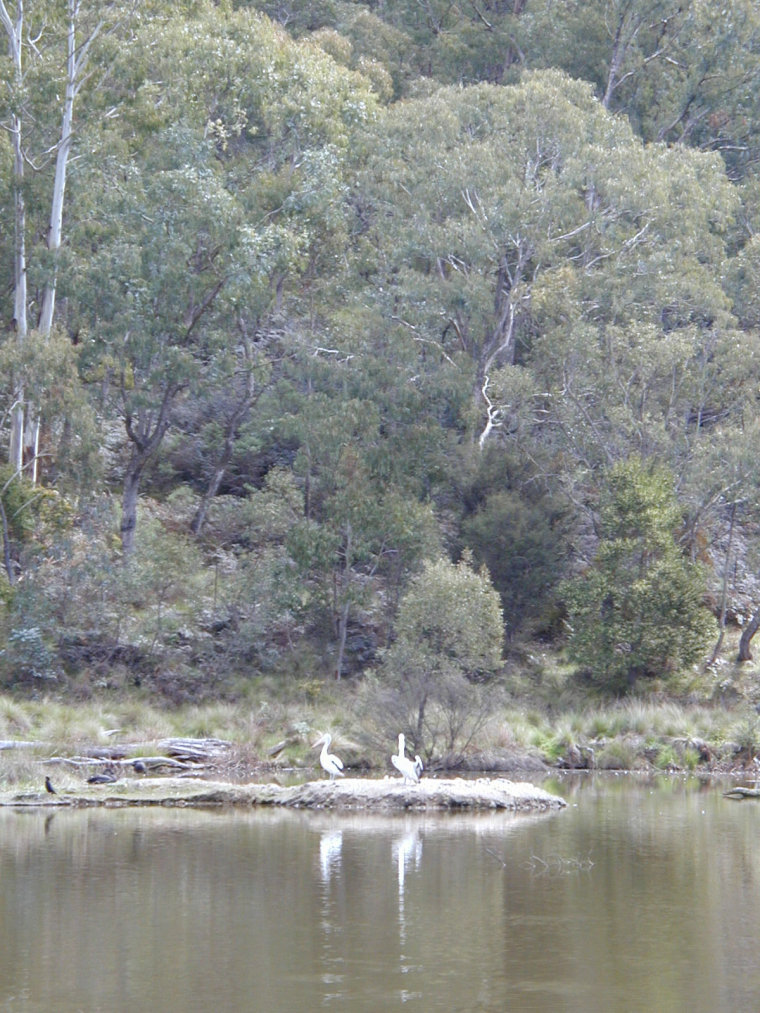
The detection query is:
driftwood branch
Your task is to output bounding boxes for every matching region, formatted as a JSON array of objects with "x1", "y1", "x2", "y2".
[
  {"x1": 267, "y1": 736, "x2": 300, "y2": 758},
  {"x1": 1, "y1": 736, "x2": 232, "y2": 770},
  {"x1": 723, "y1": 786, "x2": 760, "y2": 799},
  {"x1": 158, "y1": 738, "x2": 232, "y2": 763},
  {"x1": 44, "y1": 755, "x2": 196, "y2": 771}
]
